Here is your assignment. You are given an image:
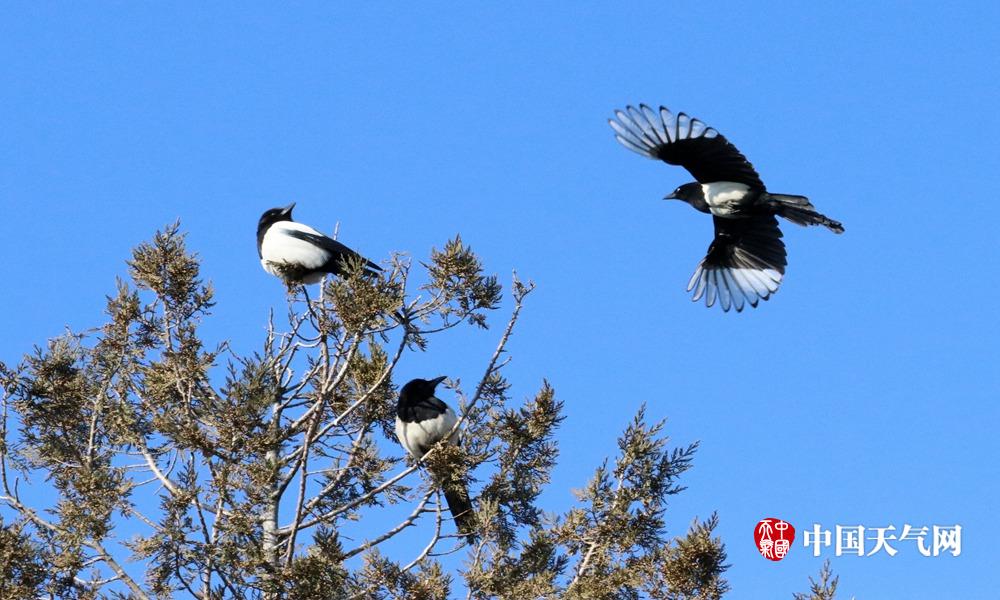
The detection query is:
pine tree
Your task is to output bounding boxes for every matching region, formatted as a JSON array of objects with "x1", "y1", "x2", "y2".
[
  {"x1": 794, "y1": 561, "x2": 847, "y2": 600},
  {"x1": 0, "y1": 224, "x2": 838, "y2": 599}
]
